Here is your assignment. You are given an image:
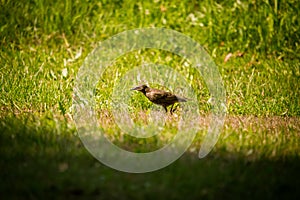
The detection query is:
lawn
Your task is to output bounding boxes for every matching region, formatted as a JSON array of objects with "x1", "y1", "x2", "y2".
[{"x1": 0, "y1": 0, "x2": 299, "y2": 199}]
